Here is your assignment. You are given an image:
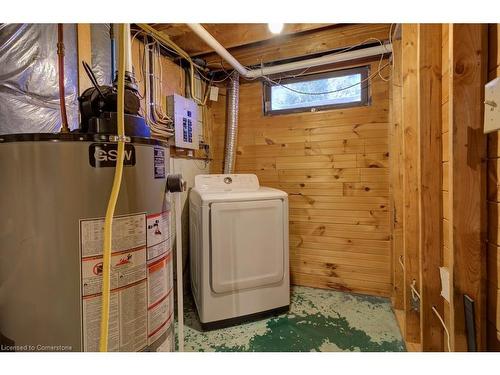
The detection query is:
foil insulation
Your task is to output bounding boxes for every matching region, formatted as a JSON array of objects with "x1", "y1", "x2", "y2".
[
  {"x1": 0, "y1": 24, "x2": 78, "y2": 134},
  {"x1": 90, "y1": 24, "x2": 113, "y2": 86},
  {"x1": 223, "y1": 73, "x2": 240, "y2": 174}
]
